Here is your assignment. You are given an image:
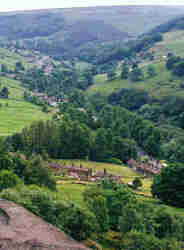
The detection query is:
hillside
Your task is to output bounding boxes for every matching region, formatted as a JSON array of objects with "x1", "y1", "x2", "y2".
[
  {"x1": 0, "y1": 77, "x2": 50, "y2": 136},
  {"x1": 1, "y1": 5, "x2": 184, "y2": 250},
  {"x1": 88, "y1": 61, "x2": 184, "y2": 99},
  {"x1": 1, "y1": 6, "x2": 184, "y2": 58},
  {"x1": 148, "y1": 30, "x2": 184, "y2": 58},
  {"x1": 136, "y1": 15, "x2": 184, "y2": 59}
]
